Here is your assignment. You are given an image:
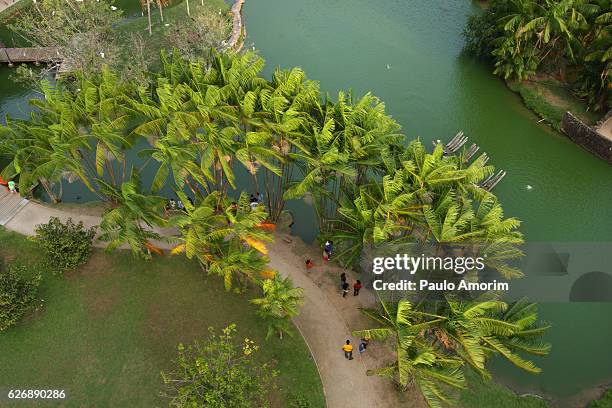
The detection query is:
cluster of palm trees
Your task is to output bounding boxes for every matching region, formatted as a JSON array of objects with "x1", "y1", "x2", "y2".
[
  {"x1": 354, "y1": 297, "x2": 550, "y2": 407},
  {"x1": 464, "y1": 0, "x2": 611, "y2": 111},
  {"x1": 0, "y1": 49, "x2": 548, "y2": 406}
]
